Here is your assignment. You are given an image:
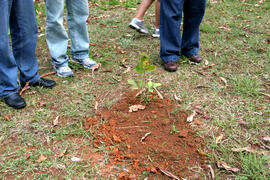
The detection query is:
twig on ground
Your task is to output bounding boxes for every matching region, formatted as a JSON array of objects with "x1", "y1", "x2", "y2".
[
  {"x1": 40, "y1": 71, "x2": 56, "y2": 78},
  {"x1": 157, "y1": 167, "x2": 181, "y2": 180},
  {"x1": 141, "y1": 132, "x2": 151, "y2": 142},
  {"x1": 135, "y1": 88, "x2": 146, "y2": 97},
  {"x1": 19, "y1": 82, "x2": 30, "y2": 95},
  {"x1": 154, "y1": 87, "x2": 163, "y2": 99}
]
